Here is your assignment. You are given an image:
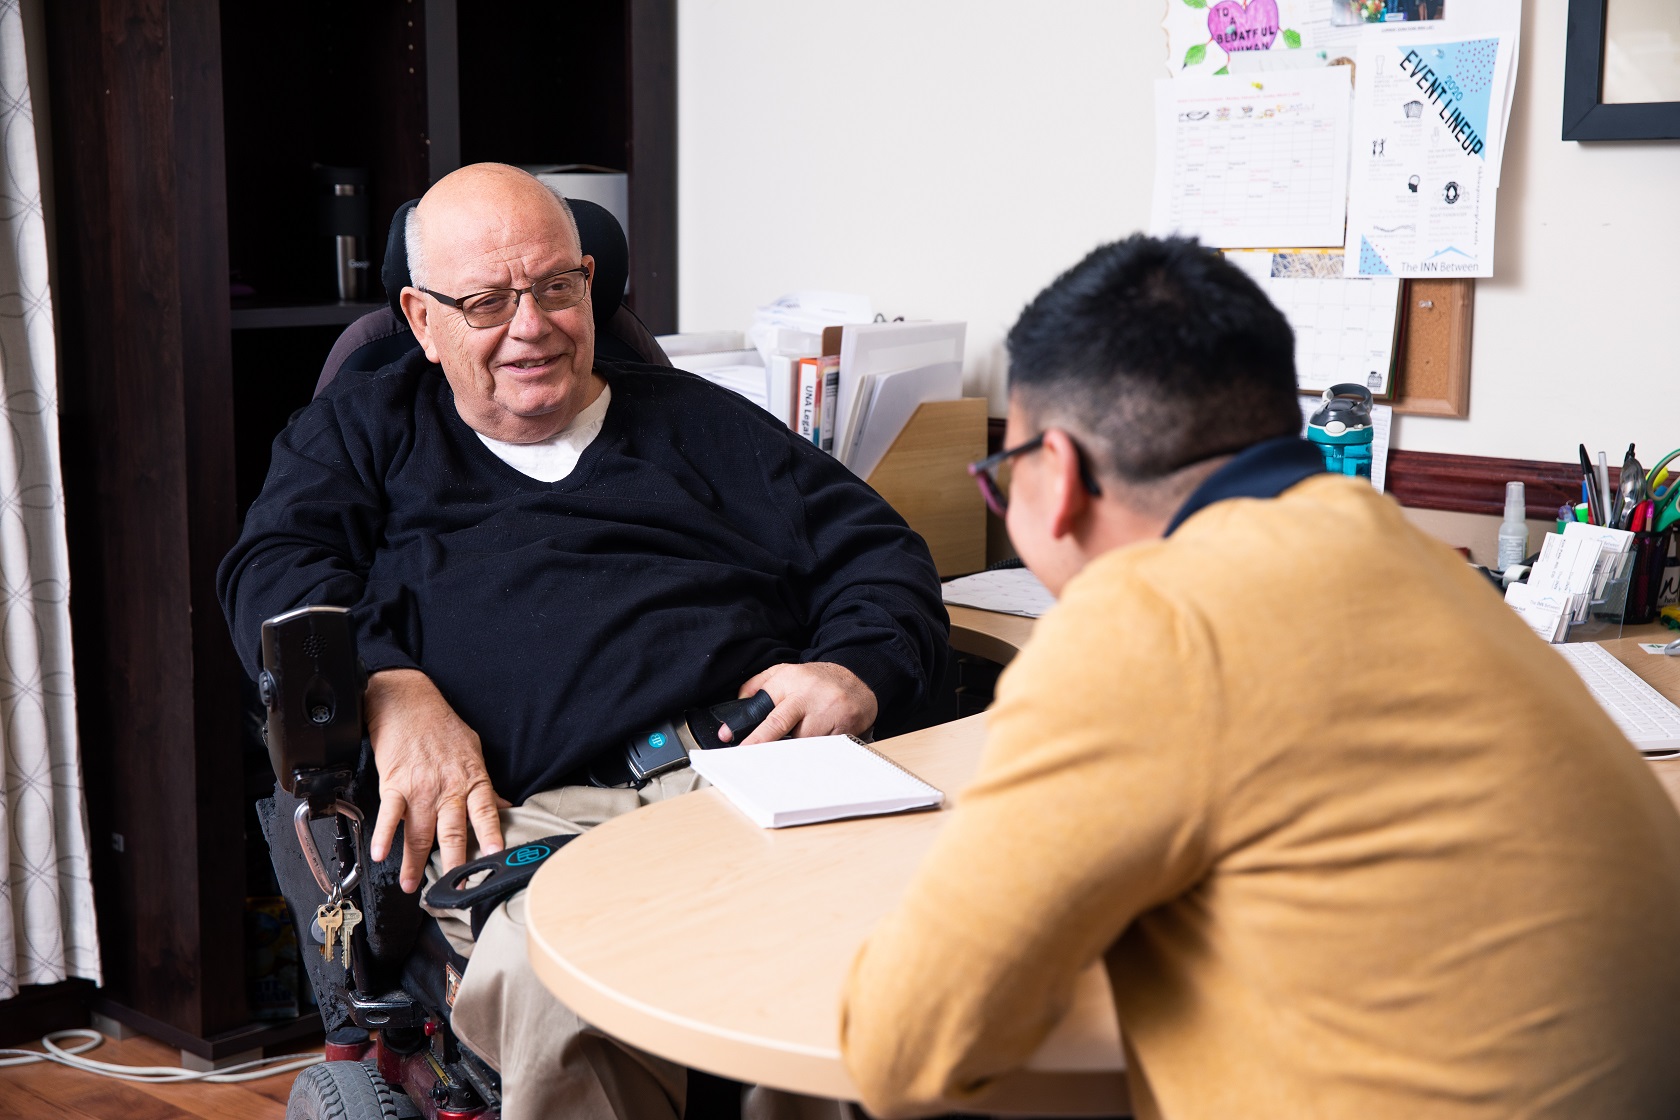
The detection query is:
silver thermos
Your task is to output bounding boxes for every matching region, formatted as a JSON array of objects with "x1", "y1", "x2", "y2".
[{"x1": 318, "y1": 165, "x2": 371, "y2": 302}]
